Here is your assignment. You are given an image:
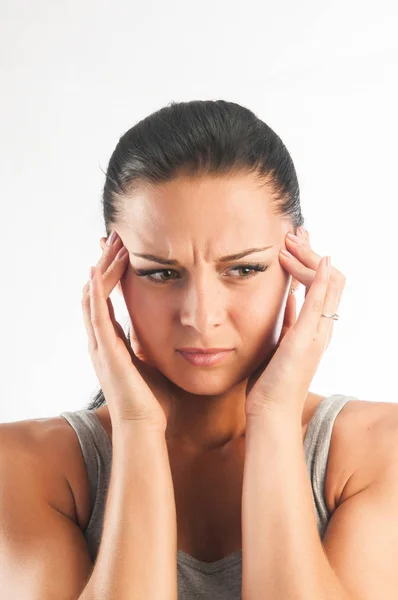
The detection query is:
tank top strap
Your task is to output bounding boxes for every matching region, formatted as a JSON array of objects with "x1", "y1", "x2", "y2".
[
  {"x1": 59, "y1": 409, "x2": 112, "y2": 523},
  {"x1": 304, "y1": 393, "x2": 358, "y2": 536}
]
